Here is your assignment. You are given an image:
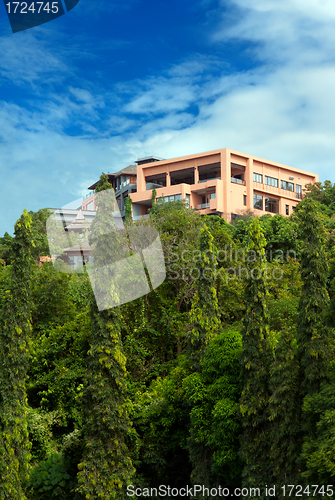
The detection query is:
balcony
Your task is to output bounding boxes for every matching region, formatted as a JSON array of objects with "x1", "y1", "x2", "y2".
[
  {"x1": 84, "y1": 191, "x2": 95, "y2": 199},
  {"x1": 192, "y1": 178, "x2": 223, "y2": 195},
  {"x1": 231, "y1": 177, "x2": 246, "y2": 186},
  {"x1": 145, "y1": 173, "x2": 167, "y2": 190},
  {"x1": 199, "y1": 176, "x2": 221, "y2": 184},
  {"x1": 231, "y1": 163, "x2": 246, "y2": 185},
  {"x1": 146, "y1": 182, "x2": 165, "y2": 191},
  {"x1": 170, "y1": 167, "x2": 194, "y2": 186},
  {"x1": 132, "y1": 214, "x2": 150, "y2": 221},
  {"x1": 198, "y1": 162, "x2": 221, "y2": 184},
  {"x1": 253, "y1": 182, "x2": 299, "y2": 200},
  {"x1": 121, "y1": 178, "x2": 136, "y2": 188},
  {"x1": 197, "y1": 203, "x2": 210, "y2": 209}
]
